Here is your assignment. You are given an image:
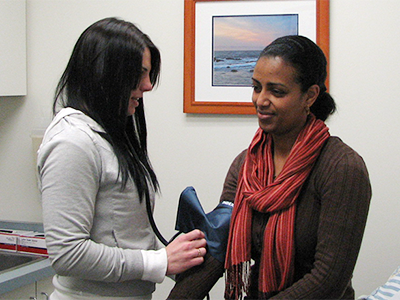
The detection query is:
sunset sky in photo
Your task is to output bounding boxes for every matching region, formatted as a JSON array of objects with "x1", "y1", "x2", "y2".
[{"x1": 213, "y1": 14, "x2": 298, "y2": 51}]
